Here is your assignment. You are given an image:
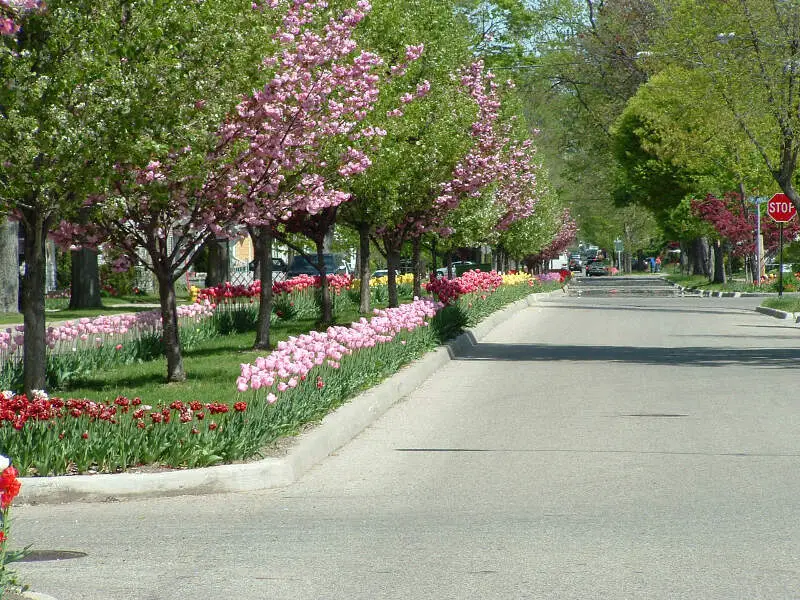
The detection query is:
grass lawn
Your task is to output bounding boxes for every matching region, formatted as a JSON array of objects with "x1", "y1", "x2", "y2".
[
  {"x1": 0, "y1": 294, "x2": 189, "y2": 326},
  {"x1": 761, "y1": 297, "x2": 800, "y2": 312},
  {"x1": 0, "y1": 304, "x2": 161, "y2": 326},
  {"x1": 665, "y1": 273, "x2": 767, "y2": 292},
  {"x1": 54, "y1": 312, "x2": 365, "y2": 405}
]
